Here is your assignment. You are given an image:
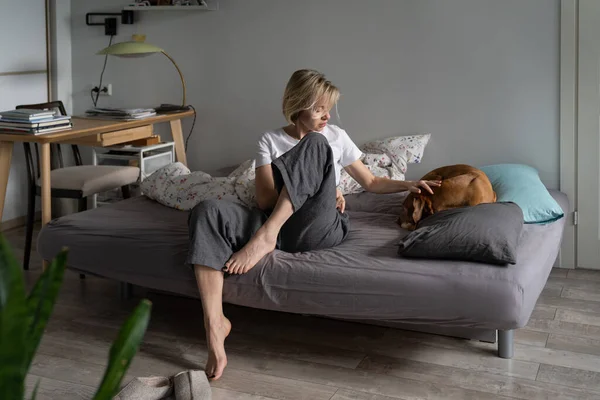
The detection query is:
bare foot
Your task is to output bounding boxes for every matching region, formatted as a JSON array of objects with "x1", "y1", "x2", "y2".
[
  {"x1": 225, "y1": 228, "x2": 277, "y2": 274},
  {"x1": 205, "y1": 316, "x2": 231, "y2": 381}
]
